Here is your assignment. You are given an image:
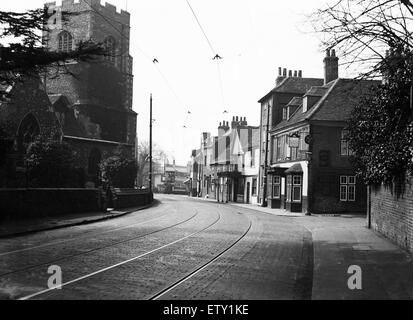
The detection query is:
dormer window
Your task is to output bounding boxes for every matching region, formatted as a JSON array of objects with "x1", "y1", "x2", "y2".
[
  {"x1": 282, "y1": 107, "x2": 288, "y2": 120},
  {"x1": 303, "y1": 97, "x2": 308, "y2": 113}
]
